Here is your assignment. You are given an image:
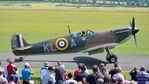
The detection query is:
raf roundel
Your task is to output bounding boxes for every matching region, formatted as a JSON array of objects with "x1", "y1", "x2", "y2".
[{"x1": 55, "y1": 38, "x2": 69, "y2": 51}]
